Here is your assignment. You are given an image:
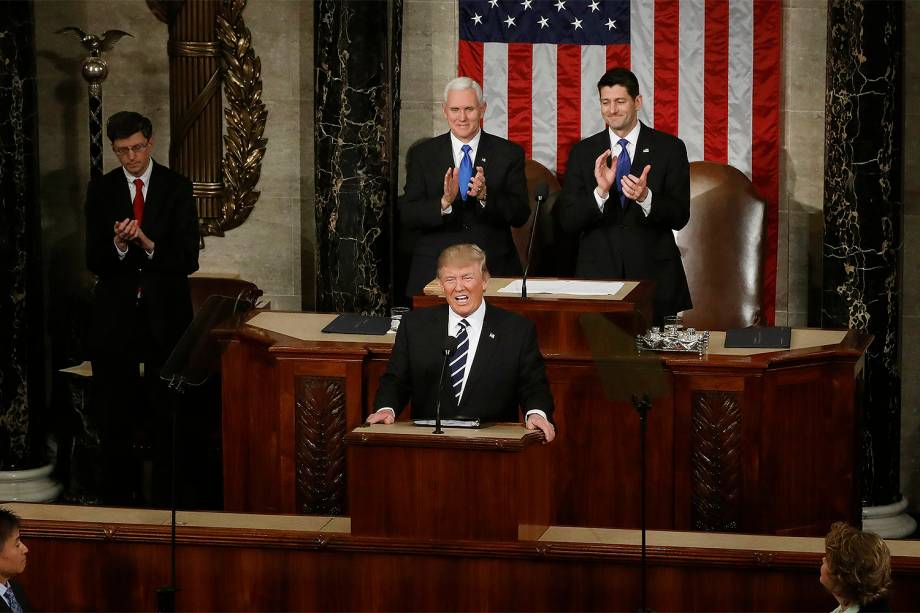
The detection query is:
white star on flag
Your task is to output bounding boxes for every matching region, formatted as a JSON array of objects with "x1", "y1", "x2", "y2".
[
  {"x1": 554, "y1": 0, "x2": 565, "y2": 12},
  {"x1": 588, "y1": 0, "x2": 600, "y2": 12},
  {"x1": 471, "y1": 12, "x2": 482, "y2": 25},
  {"x1": 605, "y1": 18, "x2": 617, "y2": 30},
  {"x1": 538, "y1": 16, "x2": 549, "y2": 28},
  {"x1": 504, "y1": 15, "x2": 516, "y2": 28},
  {"x1": 488, "y1": 0, "x2": 498, "y2": 8},
  {"x1": 520, "y1": 0, "x2": 533, "y2": 9},
  {"x1": 571, "y1": 17, "x2": 583, "y2": 30}
]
